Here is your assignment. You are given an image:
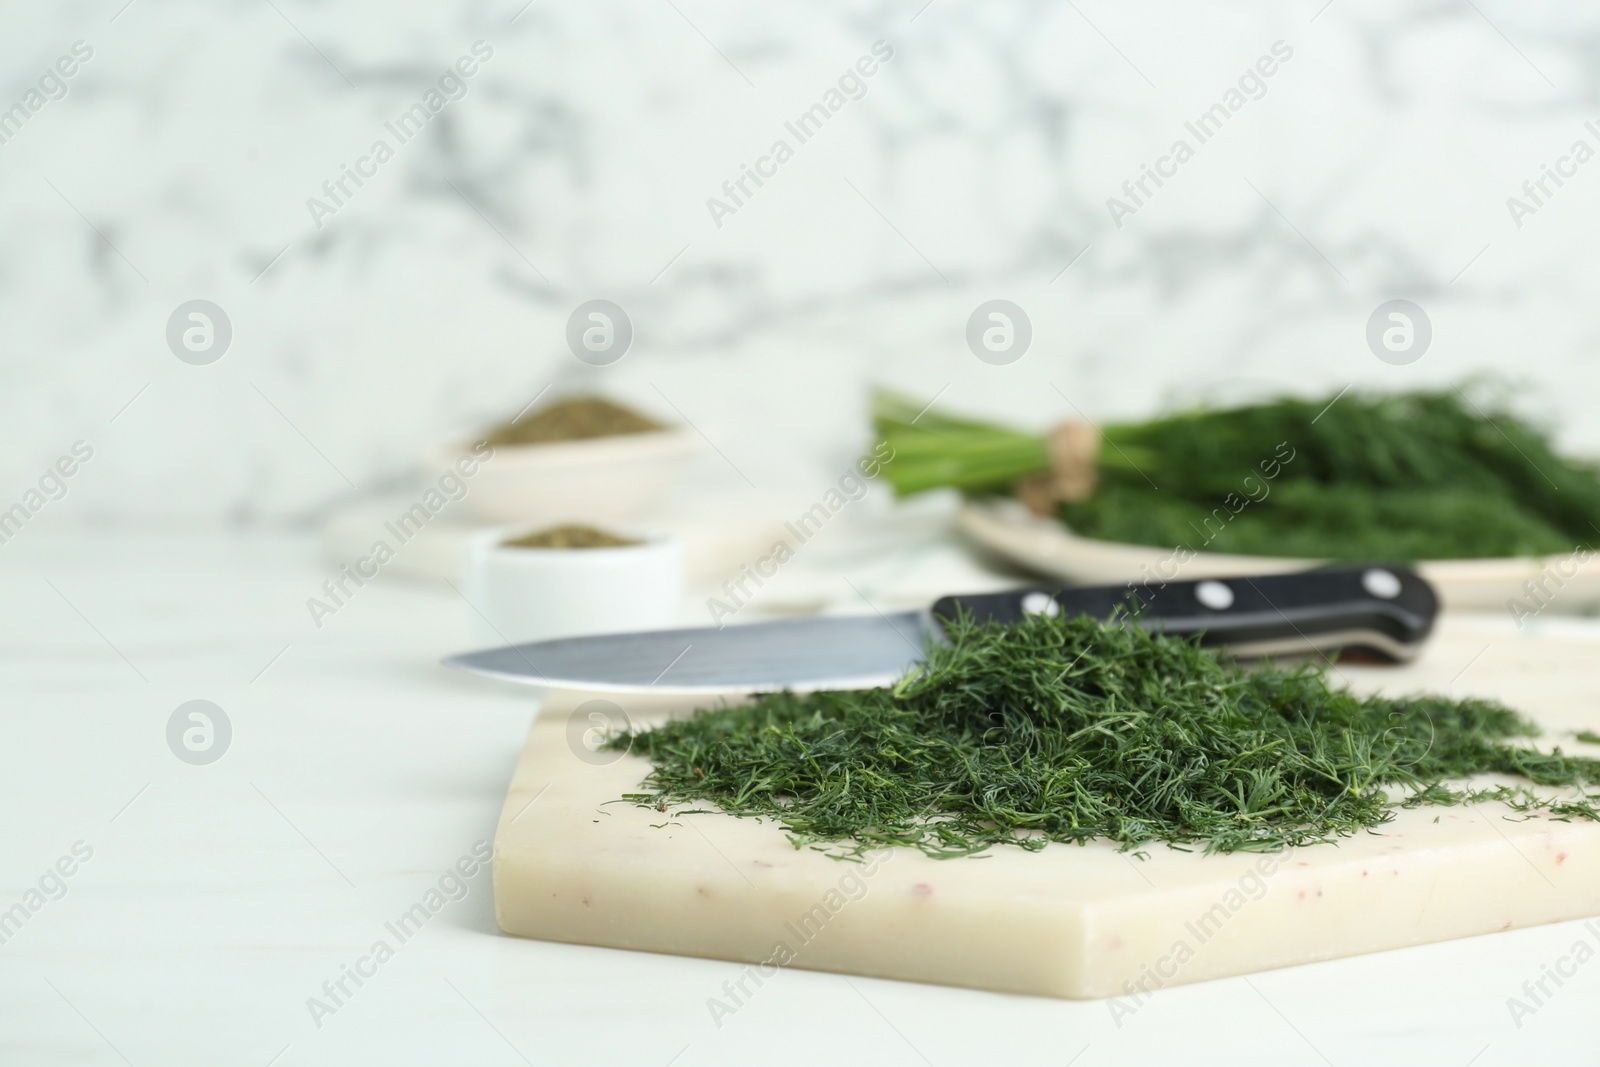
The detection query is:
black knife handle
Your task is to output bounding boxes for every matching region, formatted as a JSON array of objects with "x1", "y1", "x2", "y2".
[{"x1": 930, "y1": 565, "x2": 1439, "y2": 662}]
